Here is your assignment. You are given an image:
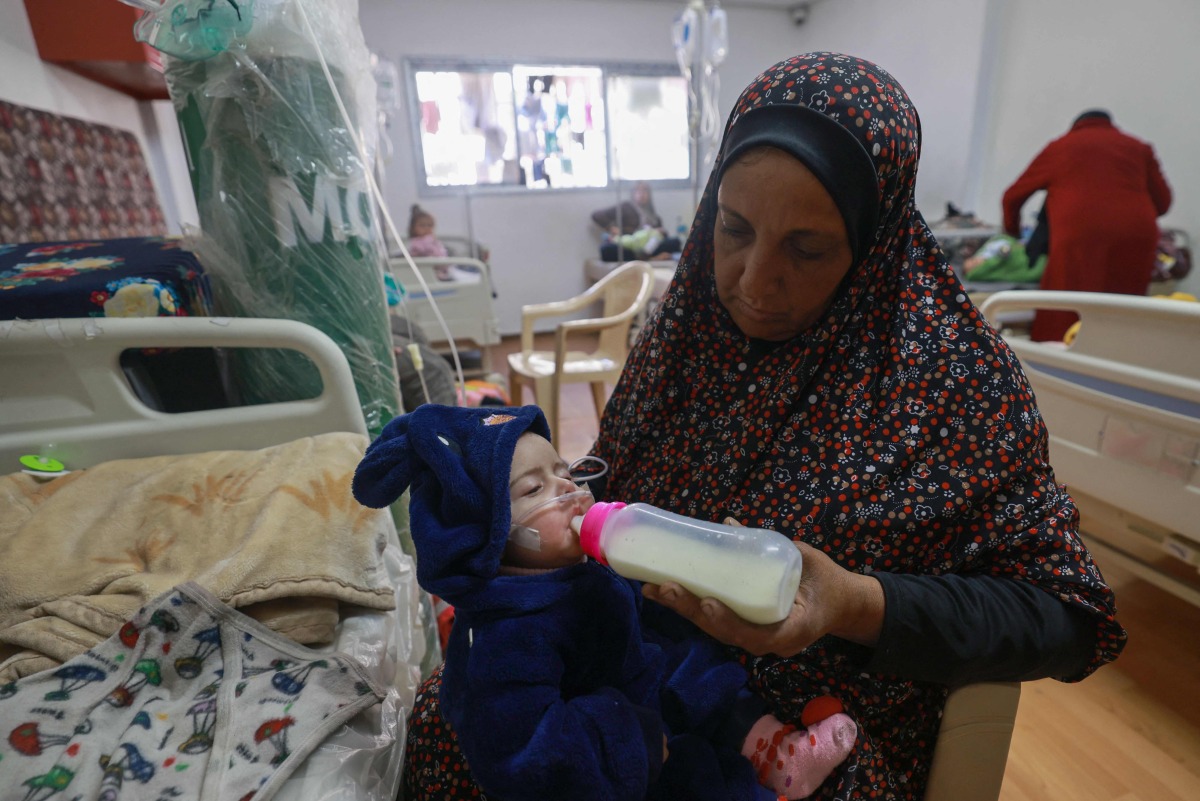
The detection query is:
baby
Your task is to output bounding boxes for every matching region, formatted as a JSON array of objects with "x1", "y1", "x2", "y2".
[{"x1": 353, "y1": 404, "x2": 856, "y2": 800}]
